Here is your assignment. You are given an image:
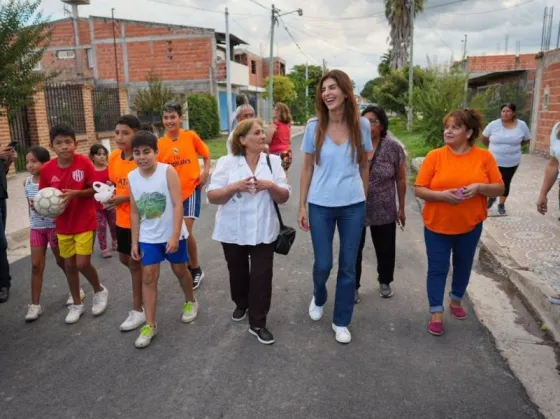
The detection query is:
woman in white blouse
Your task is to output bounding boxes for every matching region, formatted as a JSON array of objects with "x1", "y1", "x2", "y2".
[
  {"x1": 536, "y1": 121, "x2": 560, "y2": 305},
  {"x1": 481, "y1": 103, "x2": 531, "y2": 215},
  {"x1": 207, "y1": 118, "x2": 291, "y2": 345}
]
